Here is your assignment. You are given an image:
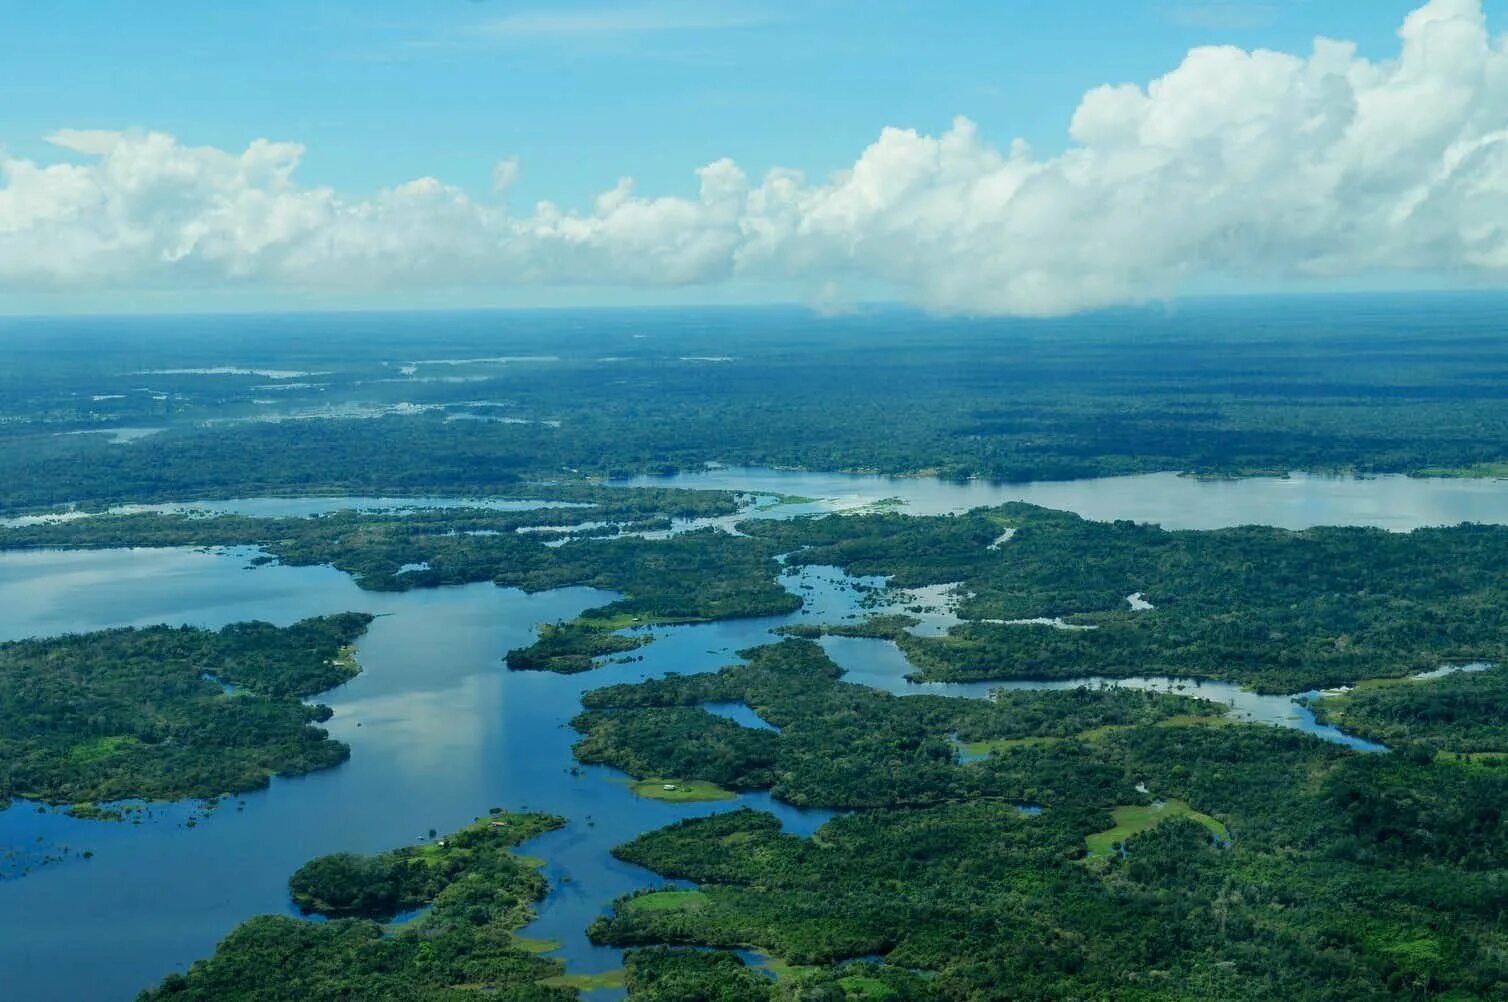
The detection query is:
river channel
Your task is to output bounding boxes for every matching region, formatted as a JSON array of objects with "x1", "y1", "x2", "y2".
[{"x1": 4, "y1": 467, "x2": 1508, "y2": 1000}]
